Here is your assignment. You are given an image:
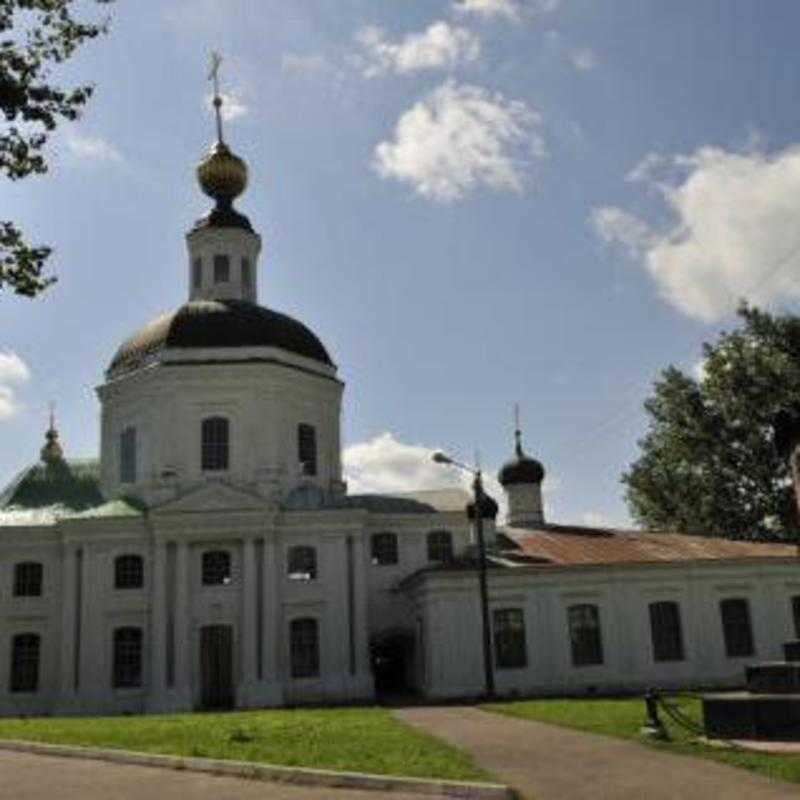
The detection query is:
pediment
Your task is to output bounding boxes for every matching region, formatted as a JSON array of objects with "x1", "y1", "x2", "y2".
[{"x1": 152, "y1": 481, "x2": 269, "y2": 515}]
